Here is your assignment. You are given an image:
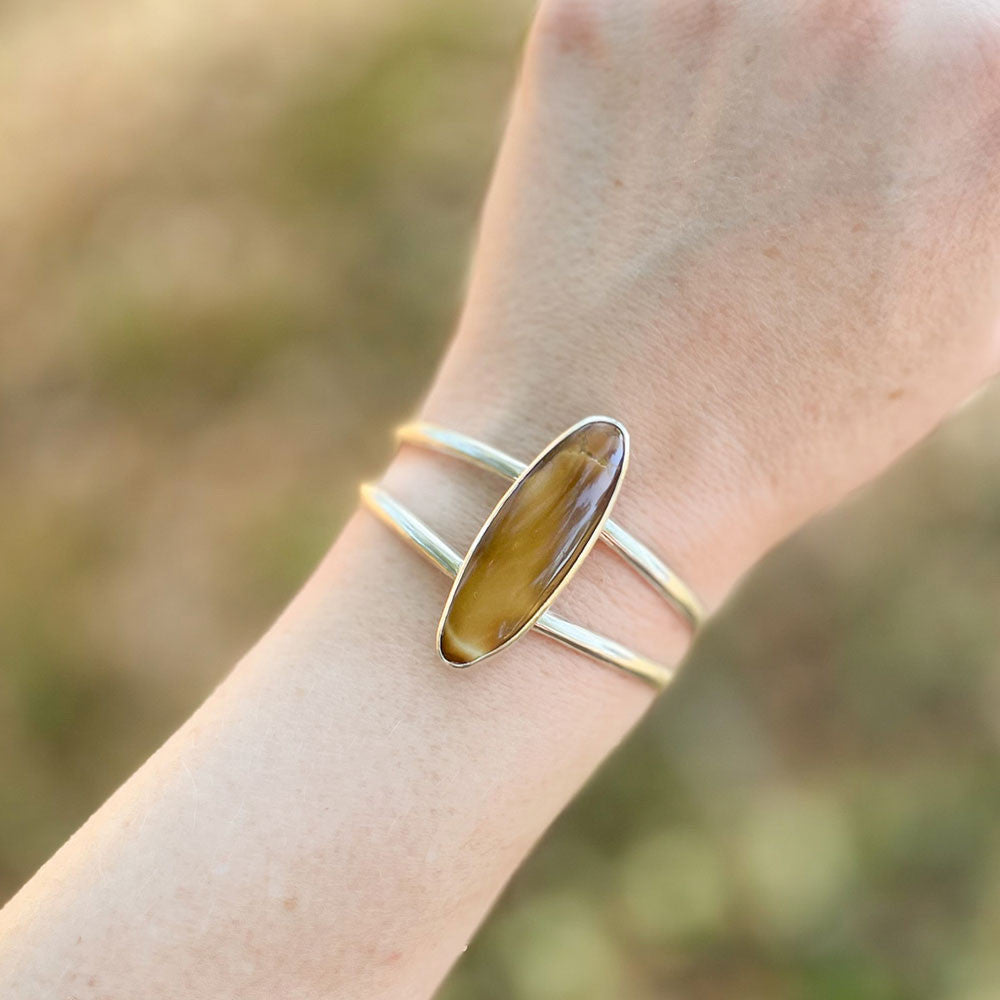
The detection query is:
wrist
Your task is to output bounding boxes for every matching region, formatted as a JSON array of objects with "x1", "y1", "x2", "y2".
[
  {"x1": 377, "y1": 446, "x2": 687, "y2": 702},
  {"x1": 412, "y1": 308, "x2": 784, "y2": 621}
]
